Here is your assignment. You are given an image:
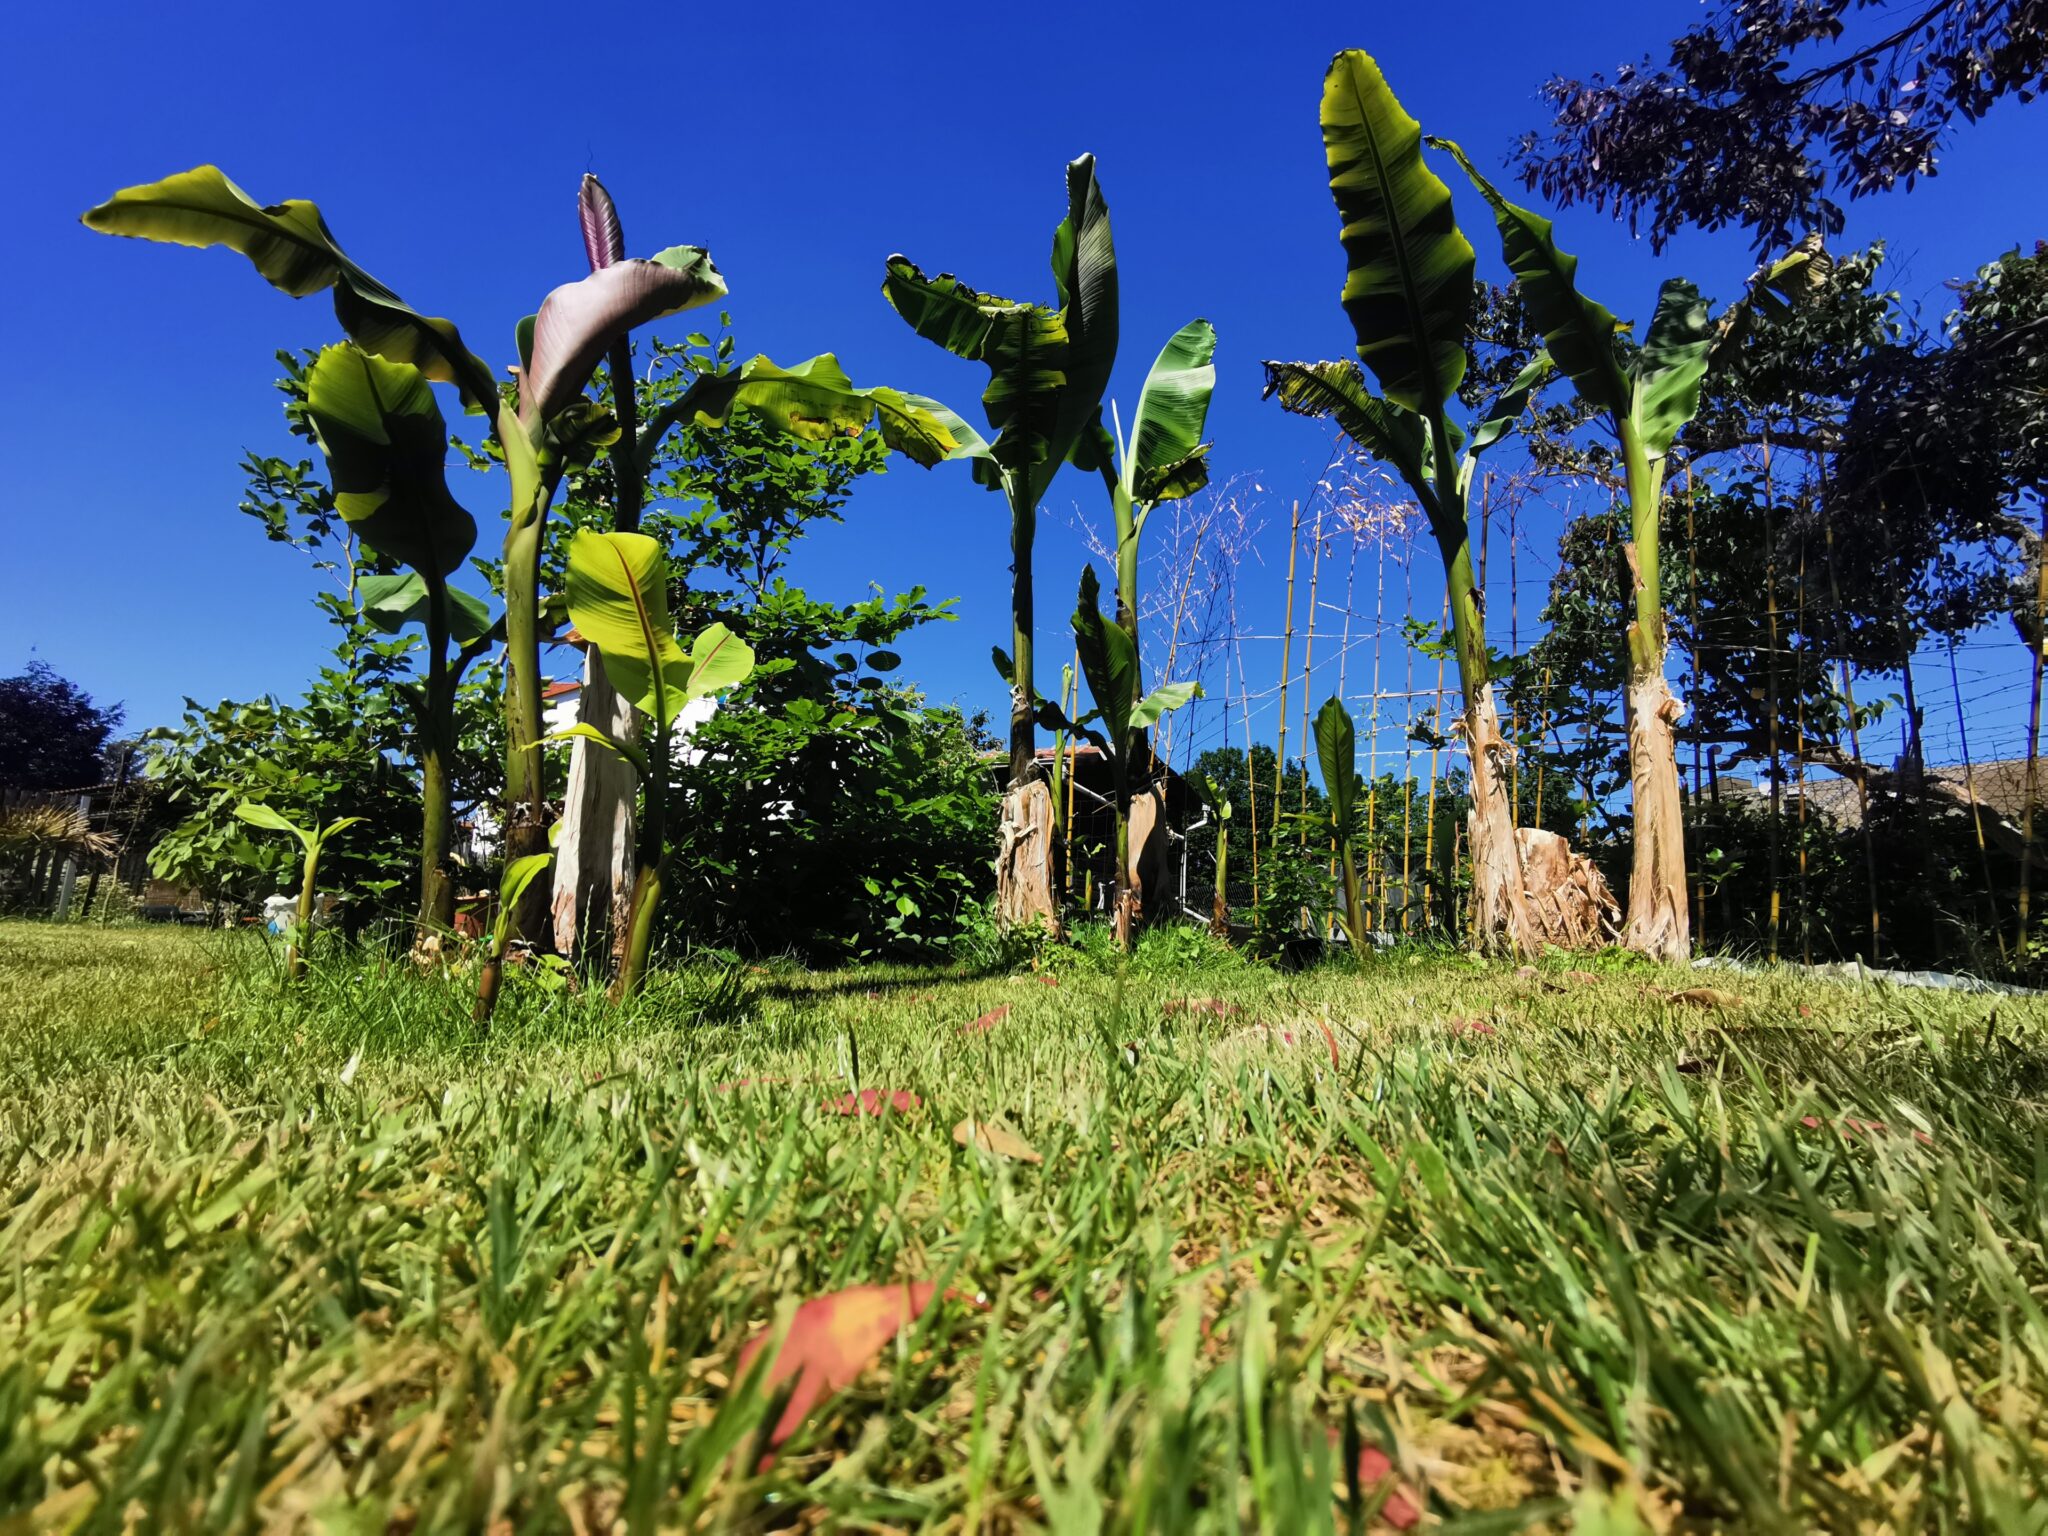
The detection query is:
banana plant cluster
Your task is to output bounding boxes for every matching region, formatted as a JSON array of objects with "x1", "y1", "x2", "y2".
[
  {"x1": 883, "y1": 157, "x2": 1119, "y2": 931},
  {"x1": 1049, "y1": 566, "x2": 1201, "y2": 949},
  {"x1": 84, "y1": 167, "x2": 961, "y2": 1006},
  {"x1": 1311, "y1": 698, "x2": 1368, "y2": 953}
]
